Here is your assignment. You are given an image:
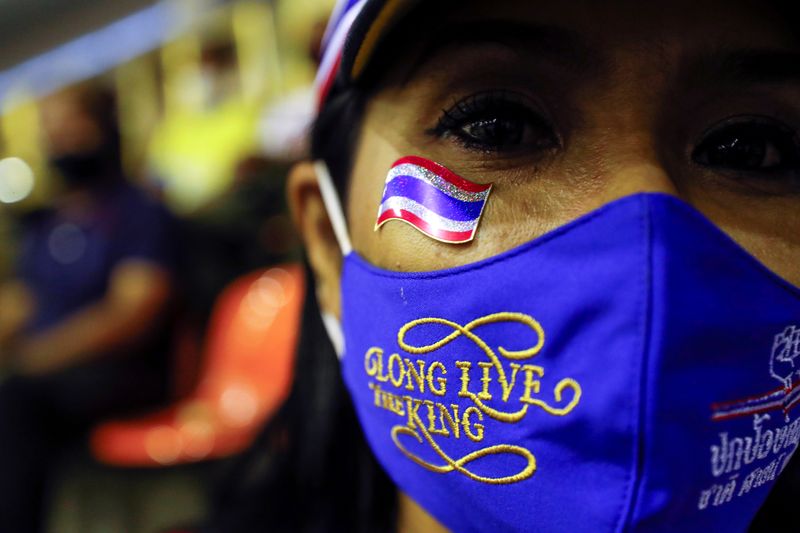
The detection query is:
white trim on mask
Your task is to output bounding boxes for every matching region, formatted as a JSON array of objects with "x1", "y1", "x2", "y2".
[{"x1": 314, "y1": 160, "x2": 353, "y2": 256}]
